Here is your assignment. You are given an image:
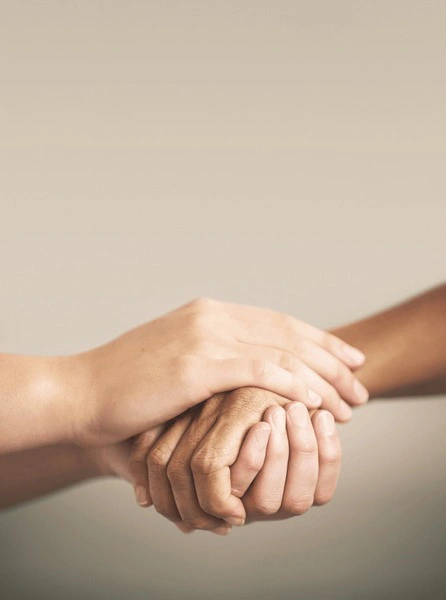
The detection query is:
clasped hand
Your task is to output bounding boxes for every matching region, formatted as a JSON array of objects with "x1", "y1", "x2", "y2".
[{"x1": 82, "y1": 298, "x2": 367, "y2": 535}]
